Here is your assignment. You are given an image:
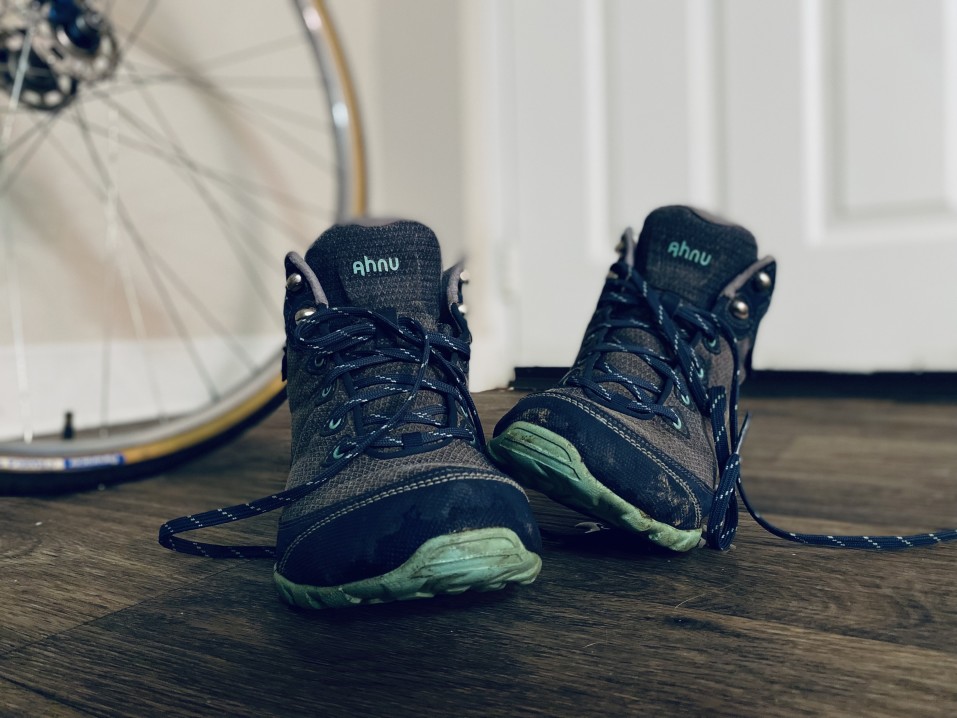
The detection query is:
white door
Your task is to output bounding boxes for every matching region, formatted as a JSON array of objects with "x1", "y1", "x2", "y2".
[{"x1": 461, "y1": 0, "x2": 957, "y2": 387}]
